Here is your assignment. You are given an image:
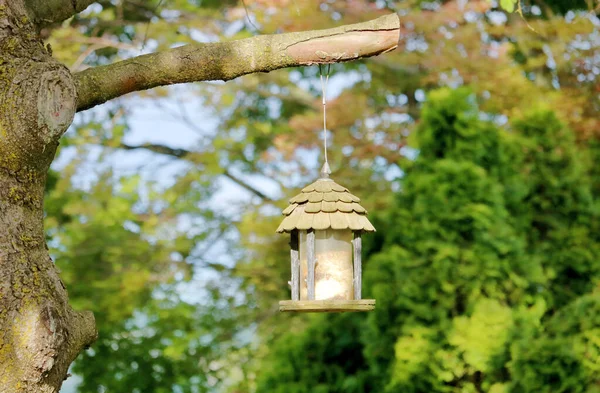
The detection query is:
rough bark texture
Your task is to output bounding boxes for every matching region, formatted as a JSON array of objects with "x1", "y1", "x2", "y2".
[
  {"x1": 75, "y1": 13, "x2": 400, "y2": 112},
  {"x1": 0, "y1": 2, "x2": 97, "y2": 392},
  {"x1": 24, "y1": 0, "x2": 96, "y2": 27}
]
